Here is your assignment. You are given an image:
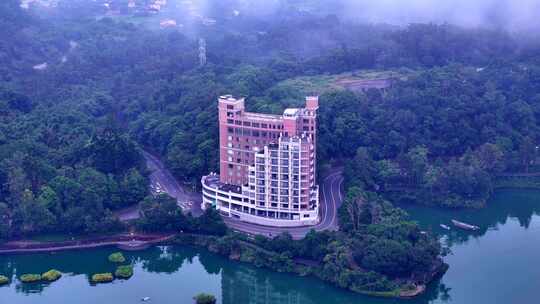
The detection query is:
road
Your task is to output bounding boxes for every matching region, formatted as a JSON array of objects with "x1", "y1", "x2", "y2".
[
  {"x1": 118, "y1": 152, "x2": 344, "y2": 240},
  {"x1": 116, "y1": 151, "x2": 202, "y2": 221},
  {"x1": 223, "y1": 169, "x2": 344, "y2": 239}
]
